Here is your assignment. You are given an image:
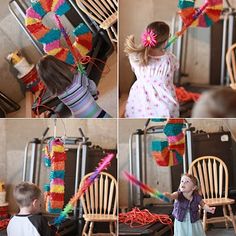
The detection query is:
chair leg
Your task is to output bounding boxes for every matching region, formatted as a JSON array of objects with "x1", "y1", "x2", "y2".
[
  {"x1": 203, "y1": 210, "x2": 207, "y2": 231},
  {"x1": 88, "y1": 221, "x2": 94, "y2": 236},
  {"x1": 228, "y1": 204, "x2": 236, "y2": 233},
  {"x1": 223, "y1": 205, "x2": 229, "y2": 229},
  {"x1": 106, "y1": 29, "x2": 117, "y2": 50},
  {"x1": 82, "y1": 221, "x2": 89, "y2": 236},
  {"x1": 109, "y1": 222, "x2": 116, "y2": 235}
]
